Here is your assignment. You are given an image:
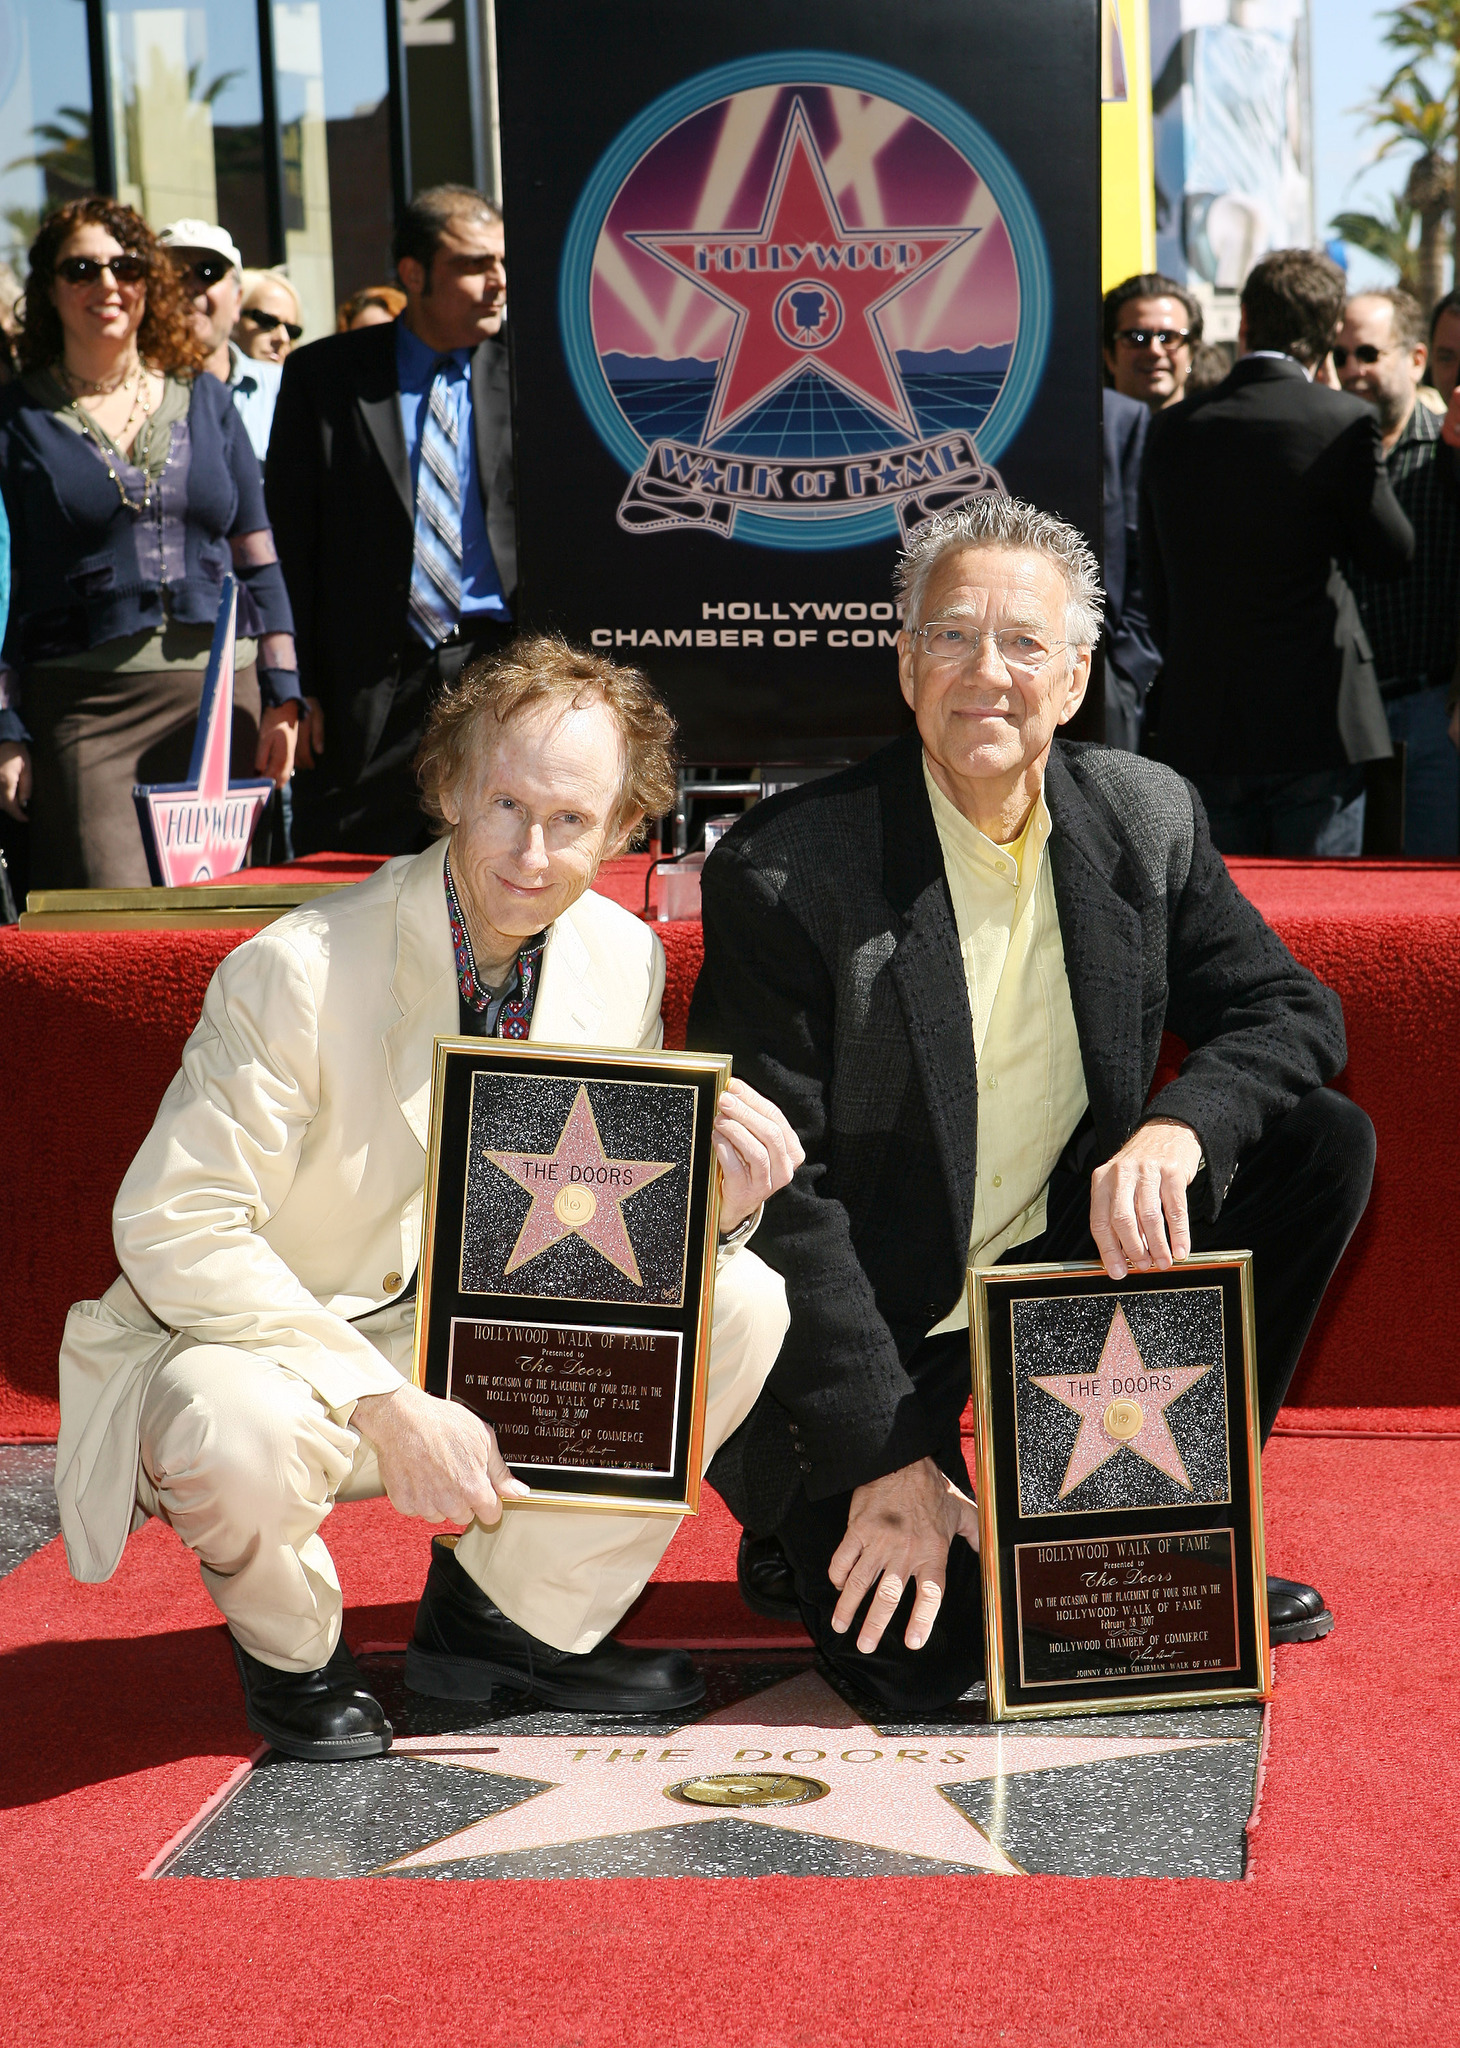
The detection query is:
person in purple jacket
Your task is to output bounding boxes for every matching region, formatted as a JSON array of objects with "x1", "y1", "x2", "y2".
[{"x1": 0, "y1": 198, "x2": 299, "y2": 890}]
